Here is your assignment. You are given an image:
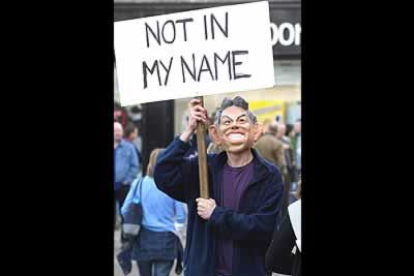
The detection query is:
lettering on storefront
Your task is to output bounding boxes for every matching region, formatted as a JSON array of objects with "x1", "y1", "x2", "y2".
[{"x1": 270, "y1": 22, "x2": 301, "y2": 46}]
